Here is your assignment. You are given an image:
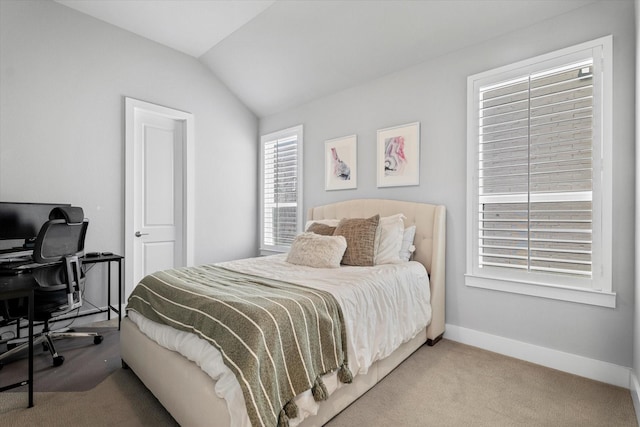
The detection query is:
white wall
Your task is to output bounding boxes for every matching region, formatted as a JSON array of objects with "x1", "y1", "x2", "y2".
[
  {"x1": 0, "y1": 0, "x2": 259, "y2": 310},
  {"x1": 260, "y1": 0, "x2": 636, "y2": 368}
]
